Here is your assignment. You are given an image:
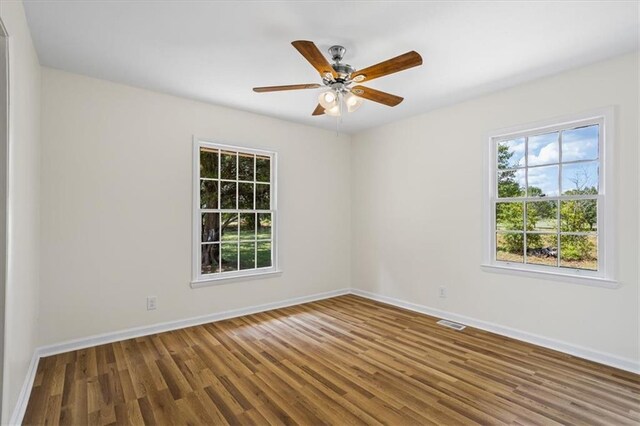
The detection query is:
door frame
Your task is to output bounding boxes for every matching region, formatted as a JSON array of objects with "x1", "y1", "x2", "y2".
[{"x1": 0, "y1": 17, "x2": 9, "y2": 422}]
